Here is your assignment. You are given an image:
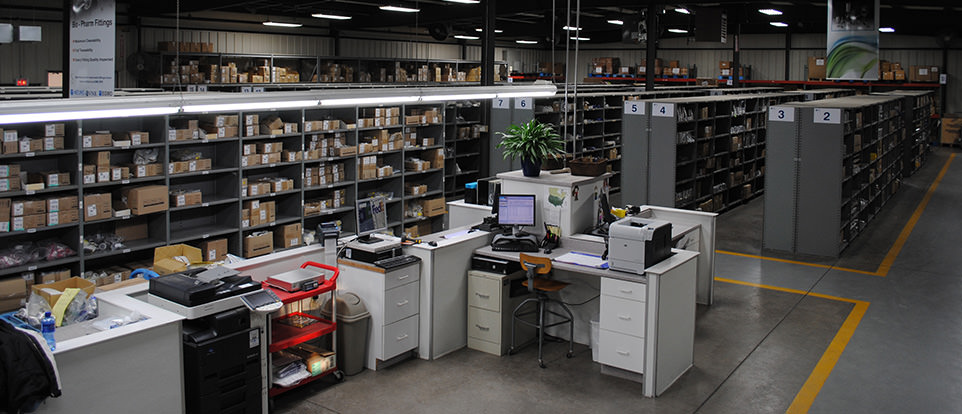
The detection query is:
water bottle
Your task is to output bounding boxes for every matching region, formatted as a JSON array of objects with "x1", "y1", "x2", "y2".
[{"x1": 41, "y1": 311, "x2": 56, "y2": 351}]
